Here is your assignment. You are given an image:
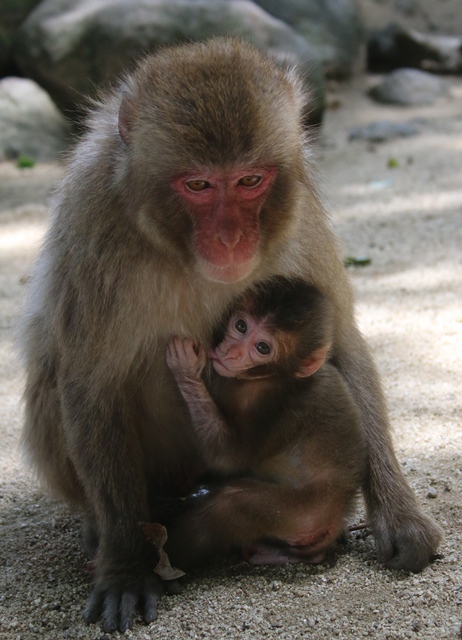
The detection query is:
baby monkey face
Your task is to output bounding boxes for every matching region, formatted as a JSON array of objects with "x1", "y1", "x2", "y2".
[{"x1": 208, "y1": 313, "x2": 277, "y2": 377}]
